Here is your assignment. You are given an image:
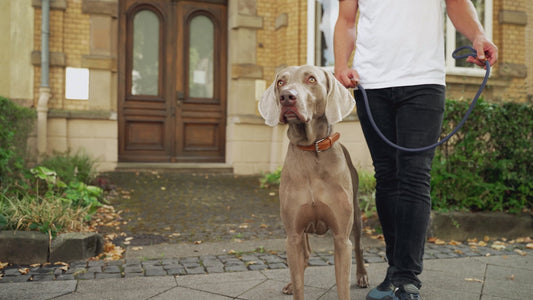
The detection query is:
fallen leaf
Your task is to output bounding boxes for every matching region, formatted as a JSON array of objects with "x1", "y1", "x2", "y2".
[
  {"x1": 507, "y1": 274, "x2": 515, "y2": 280},
  {"x1": 449, "y1": 240, "x2": 462, "y2": 246},
  {"x1": 18, "y1": 268, "x2": 29, "y2": 275},
  {"x1": 464, "y1": 277, "x2": 483, "y2": 283},
  {"x1": 194, "y1": 240, "x2": 203, "y2": 245},
  {"x1": 260, "y1": 224, "x2": 268, "y2": 228},
  {"x1": 30, "y1": 263, "x2": 41, "y2": 268},
  {"x1": 160, "y1": 187, "x2": 166, "y2": 191},
  {"x1": 131, "y1": 247, "x2": 143, "y2": 251},
  {"x1": 239, "y1": 224, "x2": 249, "y2": 229},
  {"x1": 125, "y1": 237, "x2": 134, "y2": 242},
  {"x1": 483, "y1": 236, "x2": 490, "y2": 242},
  {"x1": 526, "y1": 243, "x2": 533, "y2": 249},
  {"x1": 0, "y1": 262, "x2": 8, "y2": 270},
  {"x1": 514, "y1": 249, "x2": 527, "y2": 256}
]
